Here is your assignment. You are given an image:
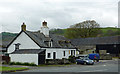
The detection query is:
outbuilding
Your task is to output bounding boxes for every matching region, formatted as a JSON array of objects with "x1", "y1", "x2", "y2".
[
  {"x1": 96, "y1": 44, "x2": 120, "y2": 57},
  {"x1": 10, "y1": 49, "x2": 46, "y2": 65}
]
